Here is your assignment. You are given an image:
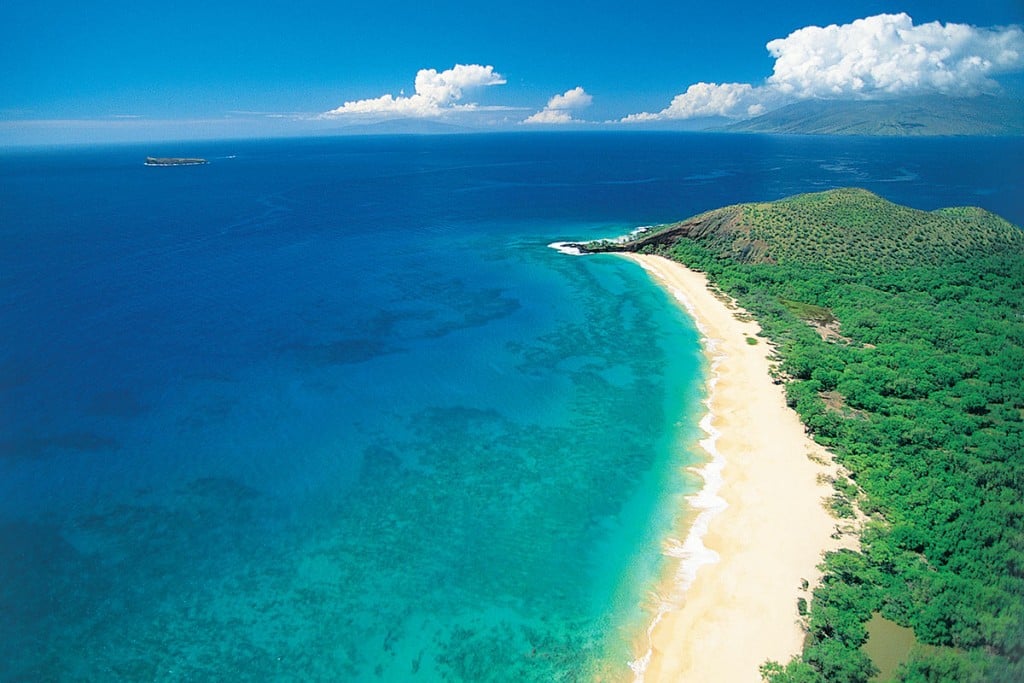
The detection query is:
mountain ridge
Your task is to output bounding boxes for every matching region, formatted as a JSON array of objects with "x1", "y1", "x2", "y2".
[{"x1": 718, "y1": 96, "x2": 1024, "y2": 136}]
